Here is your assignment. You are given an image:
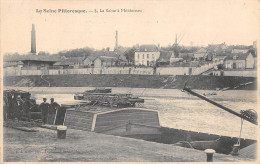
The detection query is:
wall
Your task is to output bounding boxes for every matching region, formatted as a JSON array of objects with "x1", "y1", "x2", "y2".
[
  {"x1": 225, "y1": 60, "x2": 246, "y2": 69},
  {"x1": 156, "y1": 67, "x2": 190, "y2": 75},
  {"x1": 94, "y1": 58, "x2": 102, "y2": 68},
  {"x1": 224, "y1": 70, "x2": 257, "y2": 77},
  {"x1": 4, "y1": 67, "x2": 17, "y2": 76},
  {"x1": 1, "y1": 61, "x2": 244, "y2": 77},
  {"x1": 246, "y1": 54, "x2": 254, "y2": 69}
]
